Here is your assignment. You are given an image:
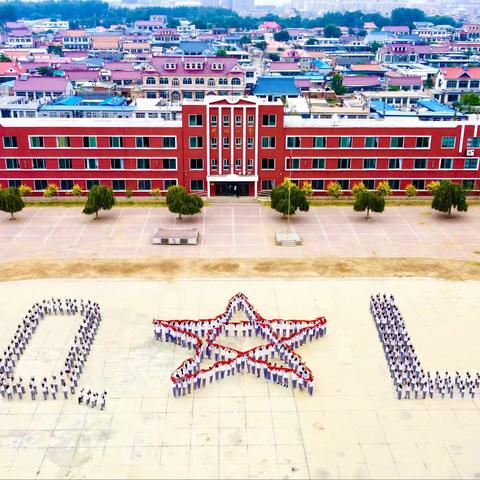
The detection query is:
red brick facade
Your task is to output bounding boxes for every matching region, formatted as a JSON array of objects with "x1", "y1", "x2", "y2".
[{"x1": 1, "y1": 97, "x2": 479, "y2": 196}]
